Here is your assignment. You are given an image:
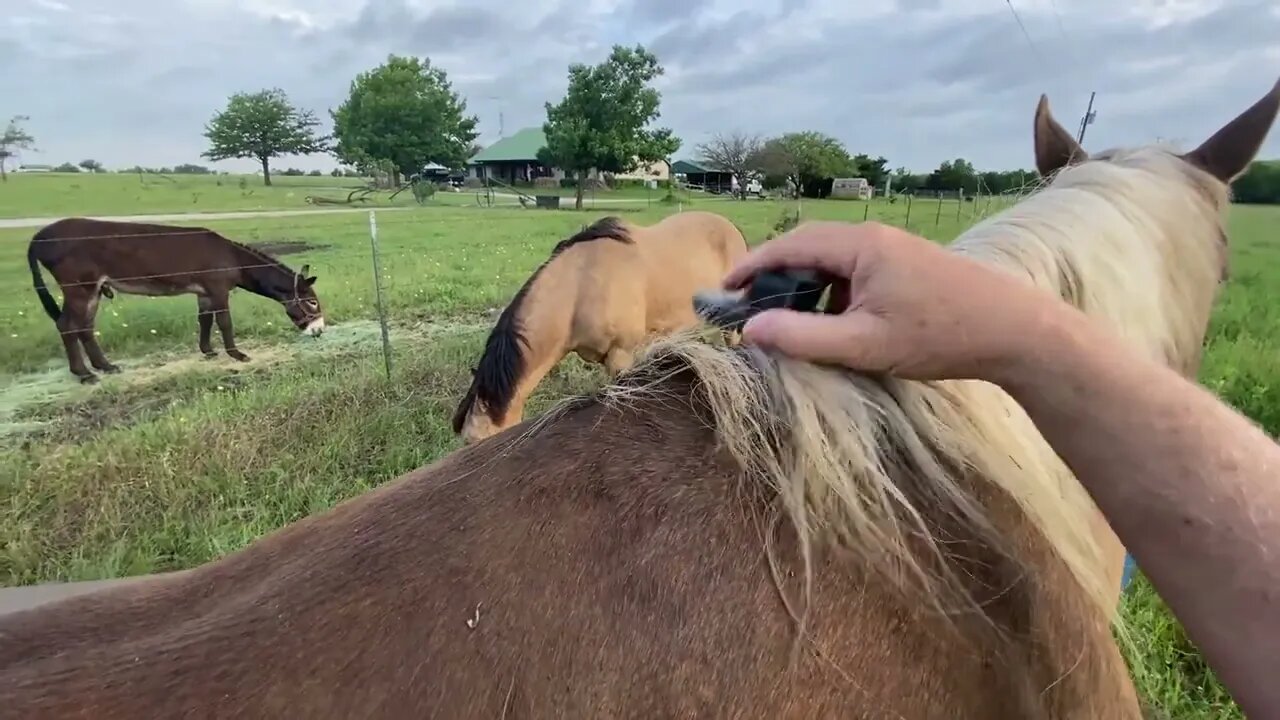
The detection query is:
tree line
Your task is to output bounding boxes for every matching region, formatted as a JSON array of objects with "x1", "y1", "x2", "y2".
[{"x1": 3, "y1": 45, "x2": 1279, "y2": 205}]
